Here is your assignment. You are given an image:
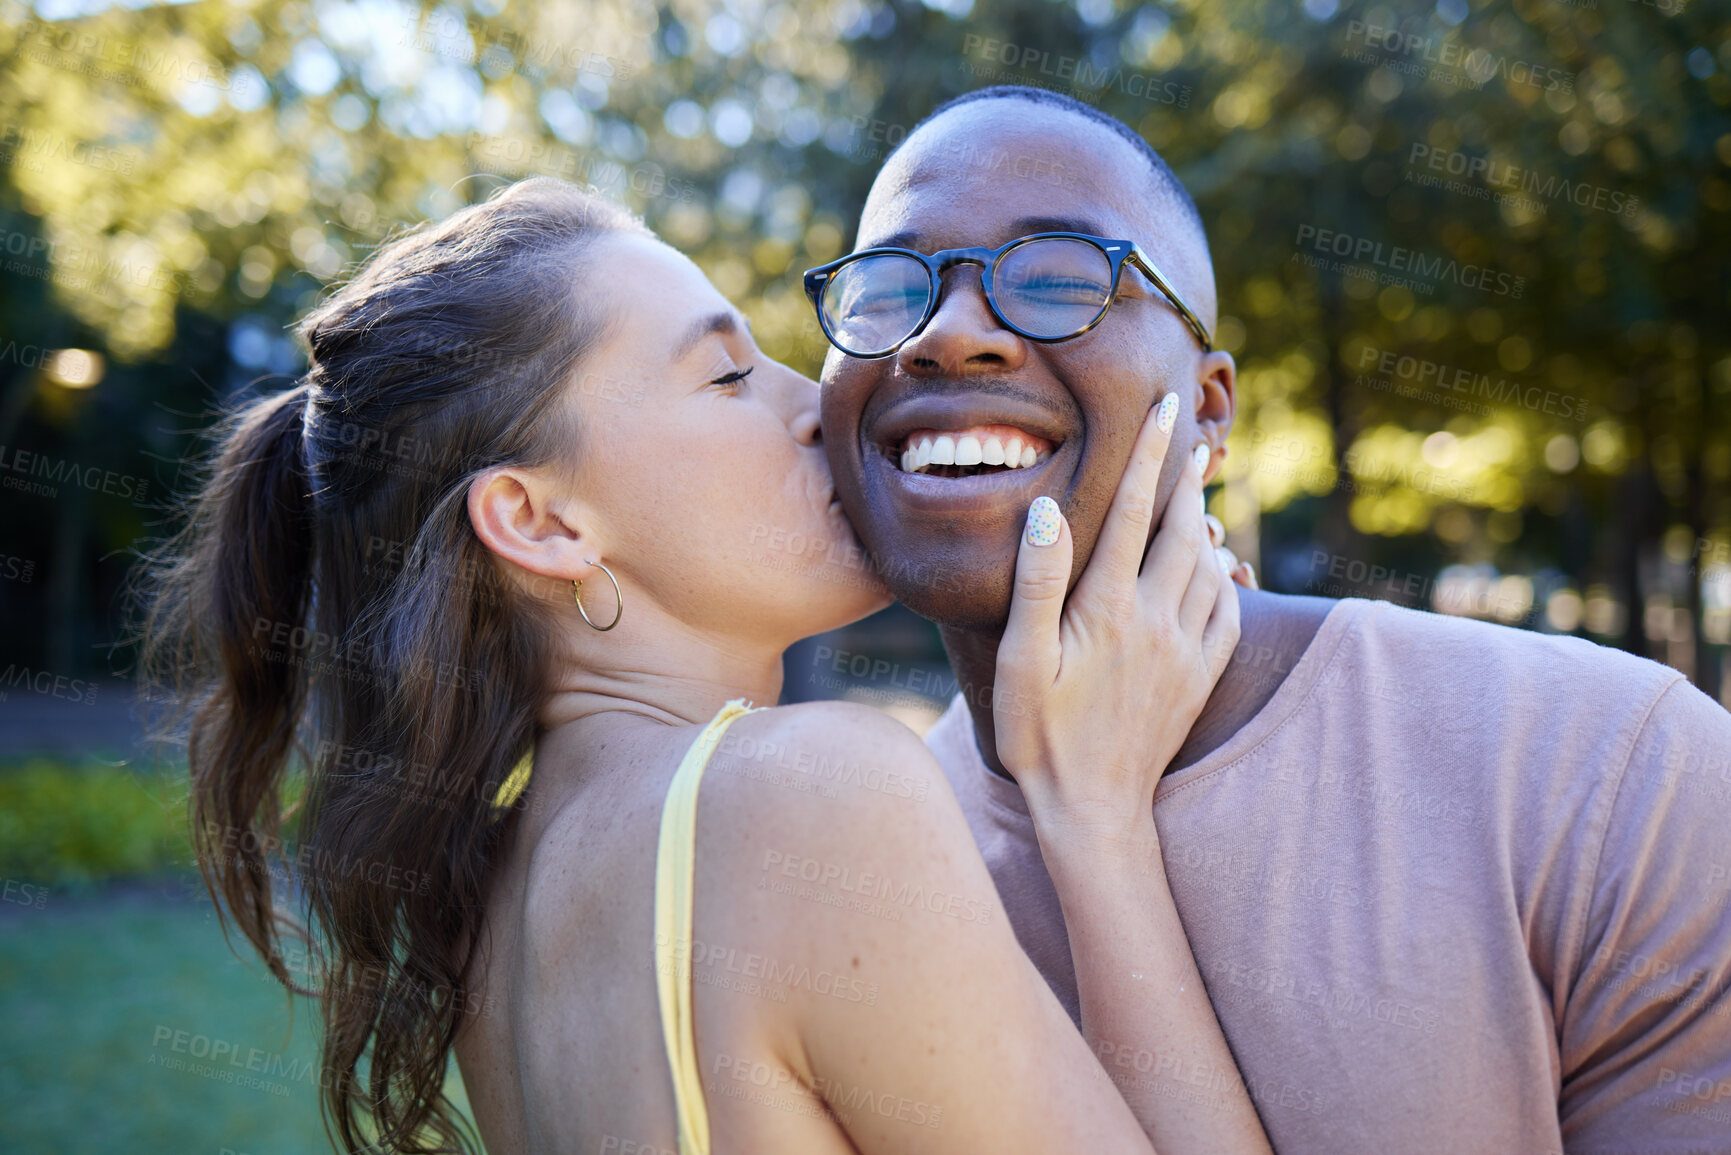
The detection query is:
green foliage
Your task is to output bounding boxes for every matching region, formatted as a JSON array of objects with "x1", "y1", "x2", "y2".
[
  {"x1": 0, "y1": 760, "x2": 190, "y2": 884},
  {"x1": 0, "y1": 0, "x2": 1726, "y2": 687}
]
